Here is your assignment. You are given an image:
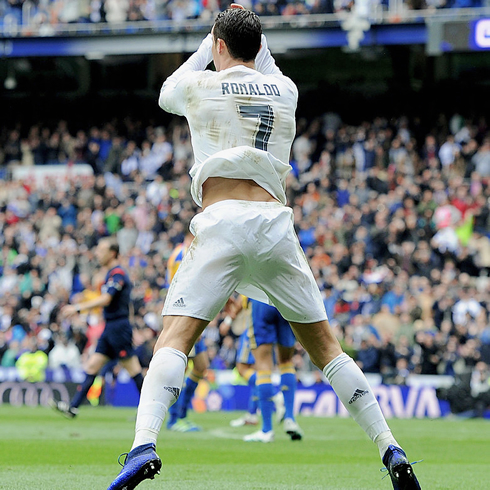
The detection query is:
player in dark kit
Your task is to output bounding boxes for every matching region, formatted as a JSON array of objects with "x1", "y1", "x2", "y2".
[{"x1": 50, "y1": 238, "x2": 144, "y2": 418}]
